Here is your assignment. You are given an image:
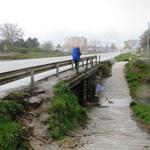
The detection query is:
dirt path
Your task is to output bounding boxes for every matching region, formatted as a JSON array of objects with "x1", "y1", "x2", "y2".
[
  {"x1": 52, "y1": 62, "x2": 150, "y2": 150},
  {"x1": 21, "y1": 70, "x2": 77, "y2": 150}
]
